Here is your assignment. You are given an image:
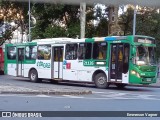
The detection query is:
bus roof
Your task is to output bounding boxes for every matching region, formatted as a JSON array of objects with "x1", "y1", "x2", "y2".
[
  {"x1": 32, "y1": 37, "x2": 85, "y2": 44},
  {"x1": 132, "y1": 35, "x2": 155, "y2": 40},
  {"x1": 85, "y1": 35, "x2": 155, "y2": 42}
]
